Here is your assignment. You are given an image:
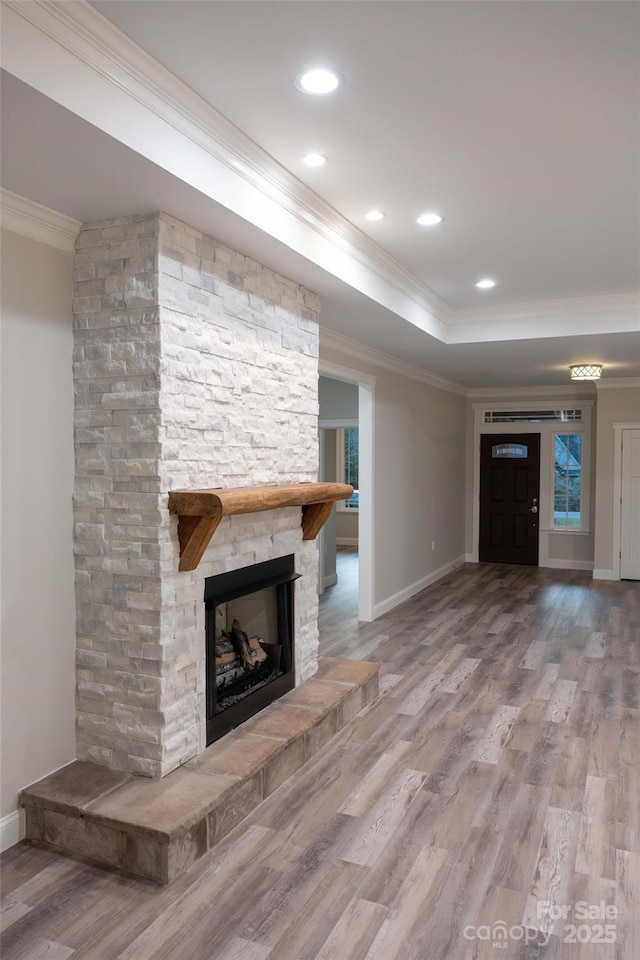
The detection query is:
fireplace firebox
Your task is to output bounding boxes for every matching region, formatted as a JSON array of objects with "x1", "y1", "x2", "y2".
[{"x1": 204, "y1": 556, "x2": 299, "y2": 745}]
